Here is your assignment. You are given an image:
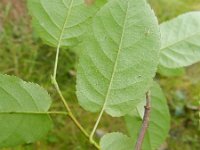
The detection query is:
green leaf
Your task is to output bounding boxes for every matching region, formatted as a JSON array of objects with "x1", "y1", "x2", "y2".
[
  {"x1": 160, "y1": 12, "x2": 200, "y2": 68},
  {"x1": 76, "y1": 0, "x2": 160, "y2": 117},
  {"x1": 157, "y1": 65, "x2": 185, "y2": 77},
  {"x1": 100, "y1": 132, "x2": 134, "y2": 150},
  {"x1": 124, "y1": 82, "x2": 170, "y2": 150},
  {"x1": 0, "y1": 74, "x2": 53, "y2": 148},
  {"x1": 27, "y1": 0, "x2": 100, "y2": 47}
]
